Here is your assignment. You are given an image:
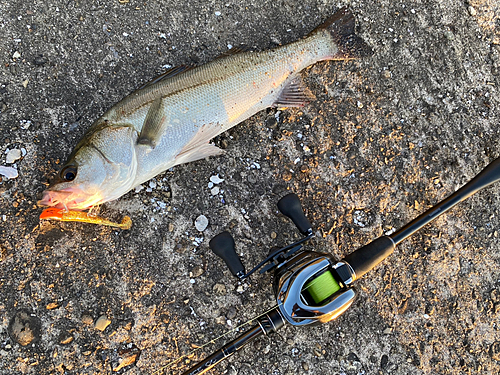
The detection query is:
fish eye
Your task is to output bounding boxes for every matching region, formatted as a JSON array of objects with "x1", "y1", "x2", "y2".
[{"x1": 60, "y1": 166, "x2": 77, "y2": 181}]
